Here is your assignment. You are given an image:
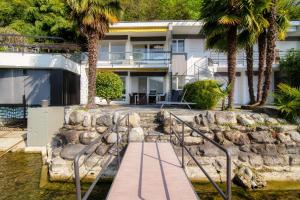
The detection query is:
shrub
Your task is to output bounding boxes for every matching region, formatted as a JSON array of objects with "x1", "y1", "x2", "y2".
[
  {"x1": 279, "y1": 49, "x2": 300, "y2": 87},
  {"x1": 96, "y1": 72, "x2": 123, "y2": 105},
  {"x1": 183, "y1": 80, "x2": 230, "y2": 109},
  {"x1": 274, "y1": 83, "x2": 300, "y2": 121}
]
